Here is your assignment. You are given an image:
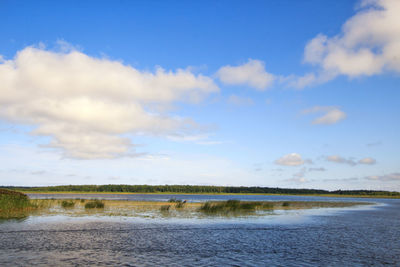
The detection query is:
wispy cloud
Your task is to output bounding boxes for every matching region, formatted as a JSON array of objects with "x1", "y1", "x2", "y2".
[
  {"x1": 302, "y1": 106, "x2": 347, "y2": 125},
  {"x1": 358, "y1": 157, "x2": 376, "y2": 165},
  {"x1": 275, "y1": 153, "x2": 312, "y2": 166},
  {"x1": 30, "y1": 170, "x2": 46, "y2": 175},
  {"x1": 308, "y1": 167, "x2": 326, "y2": 172},
  {"x1": 326, "y1": 155, "x2": 357, "y2": 166},
  {"x1": 366, "y1": 173, "x2": 400, "y2": 181},
  {"x1": 326, "y1": 155, "x2": 377, "y2": 166},
  {"x1": 323, "y1": 177, "x2": 359, "y2": 182},
  {"x1": 367, "y1": 141, "x2": 382, "y2": 147}
]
